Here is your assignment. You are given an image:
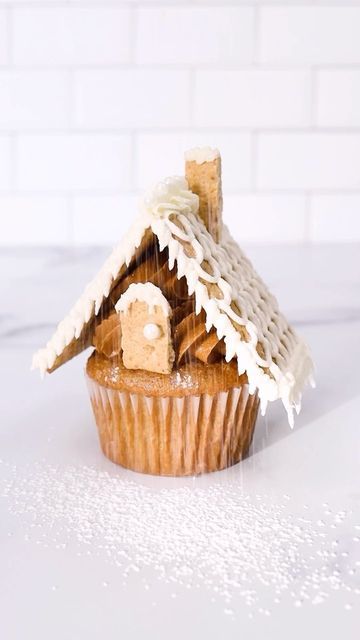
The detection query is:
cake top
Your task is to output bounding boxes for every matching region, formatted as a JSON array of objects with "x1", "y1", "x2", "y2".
[{"x1": 32, "y1": 148, "x2": 314, "y2": 426}]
